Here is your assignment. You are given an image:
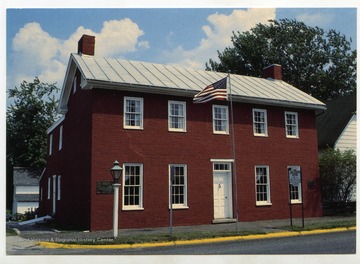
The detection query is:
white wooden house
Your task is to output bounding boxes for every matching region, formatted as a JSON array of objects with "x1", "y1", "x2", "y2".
[
  {"x1": 317, "y1": 94, "x2": 356, "y2": 154},
  {"x1": 12, "y1": 167, "x2": 41, "y2": 214}
]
